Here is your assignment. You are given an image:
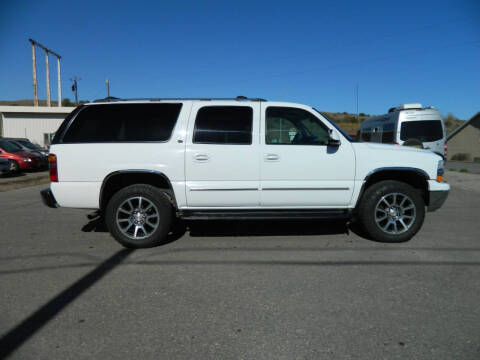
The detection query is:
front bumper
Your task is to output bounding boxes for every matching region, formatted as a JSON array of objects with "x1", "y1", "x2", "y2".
[
  {"x1": 427, "y1": 180, "x2": 450, "y2": 212},
  {"x1": 427, "y1": 190, "x2": 449, "y2": 212},
  {"x1": 40, "y1": 188, "x2": 58, "y2": 208},
  {"x1": 0, "y1": 163, "x2": 9, "y2": 173}
]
